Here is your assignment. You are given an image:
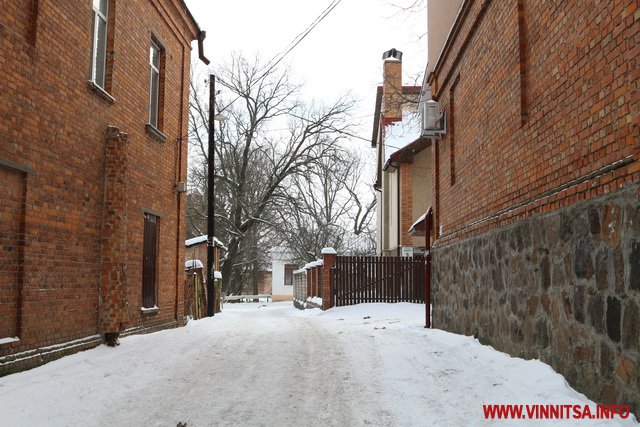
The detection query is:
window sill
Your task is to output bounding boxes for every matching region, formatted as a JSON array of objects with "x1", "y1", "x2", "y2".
[
  {"x1": 87, "y1": 80, "x2": 116, "y2": 104},
  {"x1": 145, "y1": 124, "x2": 167, "y2": 143},
  {"x1": 140, "y1": 306, "x2": 159, "y2": 315}
]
